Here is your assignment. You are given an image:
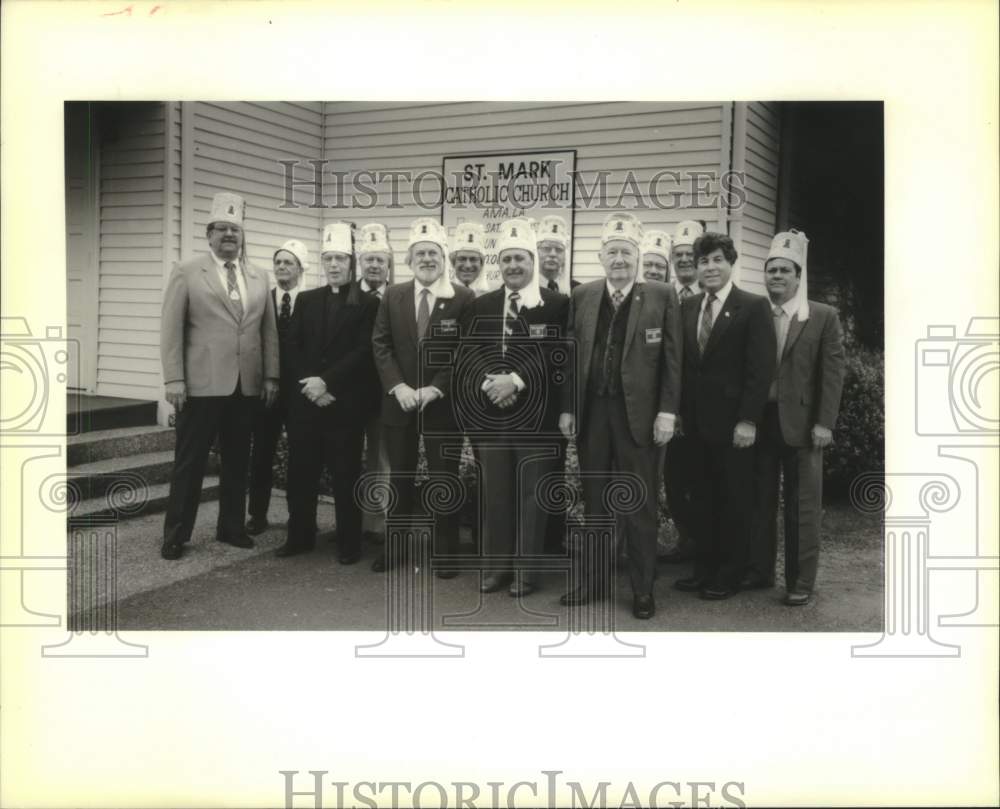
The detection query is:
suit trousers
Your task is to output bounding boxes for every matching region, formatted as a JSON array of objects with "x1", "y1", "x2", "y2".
[
  {"x1": 480, "y1": 436, "x2": 561, "y2": 580},
  {"x1": 687, "y1": 432, "x2": 755, "y2": 589},
  {"x1": 543, "y1": 436, "x2": 571, "y2": 553},
  {"x1": 663, "y1": 433, "x2": 696, "y2": 550},
  {"x1": 750, "y1": 403, "x2": 824, "y2": 592},
  {"x1": 247, "y1": 393, "x2": 288, "y2": 521},
  {"x1": 361, "y1": 415, "x2": 389, "y2": 535},
  {"x1": 578, "y1": 395, "x2": 662, "y2": 596},
  {"x1": 163, "y1": 385, "x2": 253, "y2": 546},
  {"x1": 286, "y1": 419, "x2": 364, "y2": 555},
  {"x1": 381, "y1": 423, "x2": 461, "y2": 559}
]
